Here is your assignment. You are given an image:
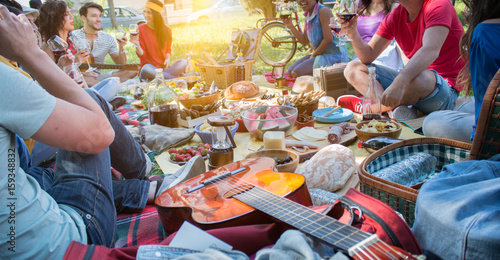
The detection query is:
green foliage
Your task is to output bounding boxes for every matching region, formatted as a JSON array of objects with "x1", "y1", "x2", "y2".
[{"x1": 73, "y1": 13, "x2": 83, "y2": 29}]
